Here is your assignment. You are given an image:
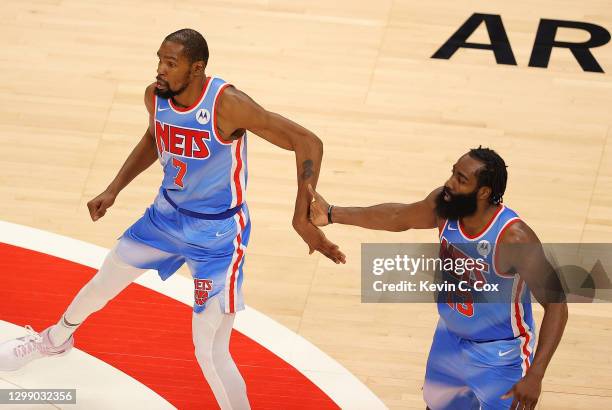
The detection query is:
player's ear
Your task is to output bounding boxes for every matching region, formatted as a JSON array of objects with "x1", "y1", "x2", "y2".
[
  {"x1": 478, "y1": 186, "x2": 492, "y2": 201},
  {"x1": 192, "y1": 60, "x2": 206, "y2": 76}
]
